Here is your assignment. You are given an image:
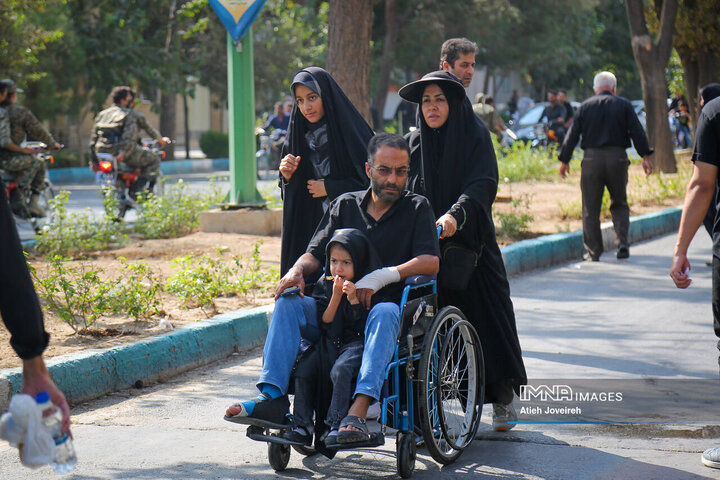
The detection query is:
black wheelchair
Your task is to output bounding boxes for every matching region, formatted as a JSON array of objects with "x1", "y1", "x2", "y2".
[{"x1": 235, "y1": 275, "x2": 484, "y2": 478}]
